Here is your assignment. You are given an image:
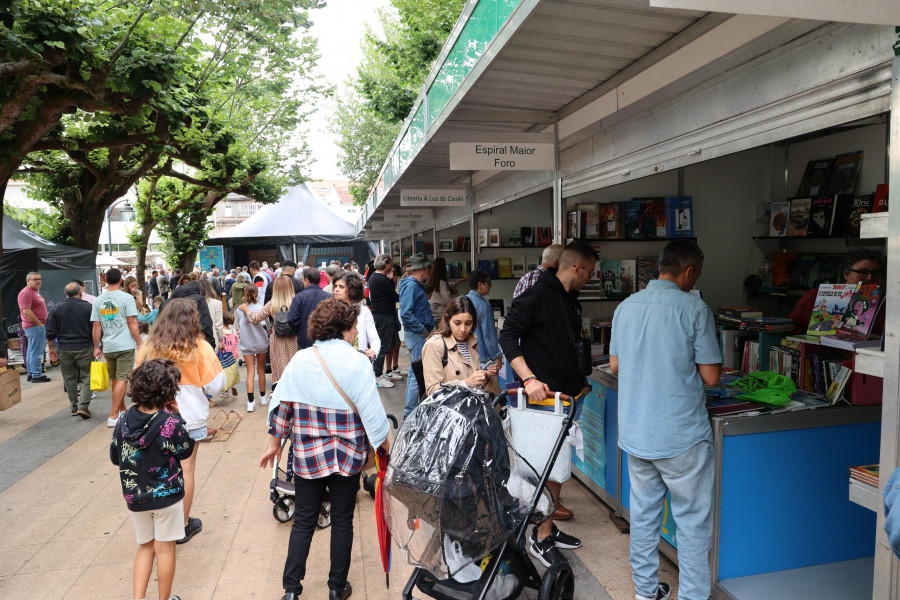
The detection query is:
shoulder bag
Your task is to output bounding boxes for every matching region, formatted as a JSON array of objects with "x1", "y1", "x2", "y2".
[
  {"x1": 312, "y1": 346, "x2": 376, "y2": 470},
  {"x1": 274, "y1": 305, "x2": 295, "y2": 337}
]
